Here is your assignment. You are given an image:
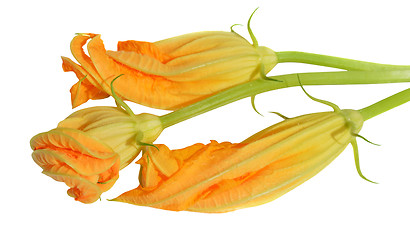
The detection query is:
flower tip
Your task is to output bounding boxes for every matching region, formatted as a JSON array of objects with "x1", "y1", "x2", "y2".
[
  {"x1": 67, "y1": 188, "x2": 80, "y2": 200},
  {"x1": 360, "y1": 175, "x2": 378, "y2": 184}
]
